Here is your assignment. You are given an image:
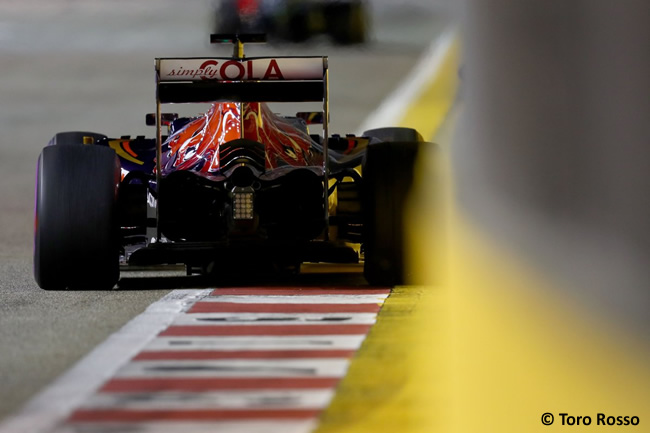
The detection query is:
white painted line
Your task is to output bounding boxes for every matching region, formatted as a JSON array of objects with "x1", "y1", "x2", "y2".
[
  {"x1": 0, "y1": 289, "x2": 212, "y2": 433},
  {"x1": 172, "y1": 312, "x2": 379, "y2": 325},
  {"x1": 356, "y1": 27, "x2": 457, "y2": 135},
  {"x1": 53, "y1": 420, "x2": 318, "y2": 433},
  {"x1": 115, "y1": 359, "x2": 350, "y2": 378},
  {"x1": 198, "y1": 295, "x2": 388, "y2": 304},
  {"x1": 144, "y1": 335, "x2": 367, "y2": 351},
  {"x1": 81, "y1": 389, "x2": 335, "y2": 410}
]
